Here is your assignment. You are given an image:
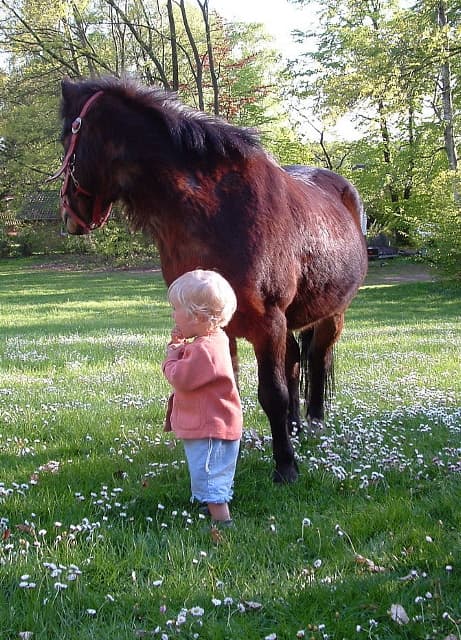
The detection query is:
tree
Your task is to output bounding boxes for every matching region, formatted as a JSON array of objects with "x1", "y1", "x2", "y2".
[
  {"x1": 289, "y1": 0, "x2": 461, "y2": 252},
  {"x1": 0, "y1": 0, "x2": 287, "y2": 210},
  {"x1": 436, "y1": 2, "x2": 457, "y2": 170}
]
